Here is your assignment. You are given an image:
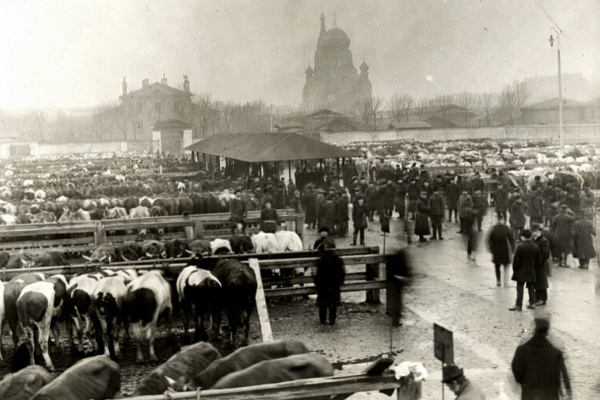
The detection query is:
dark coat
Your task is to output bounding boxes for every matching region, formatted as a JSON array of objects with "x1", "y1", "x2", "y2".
[
  {"x1": 511, "y1": 335, "x2": 571, "y2": 400},
  {"x1": 314, "y1": 252, "x2": 346, "y2": 307},
  {"x1": 318, "y1": 201, "x2": 336, "y2": 230},
  {"x1": 407, "y1": 184, "x2": 420, "y2": 212},
  {"x1": 534, "y1": 236, "x2": 550, "y2": 290},
  {"x1": 488, "y1": 223, "x2": 515, "y2": 265},
  {"x1": 414, "y1": 197, "x2": 431, "y2": 236},
  {"x1": 510, "y1": 200, "x2": 528, "y2": 228},
  {"x1": 382, "y1": 185, "x2": 396, "y2": 209},
  {"x1": 229, "y1": 198, "x2": 247, "y2": 223},
  {"x1": 385, "y1": 250, "x2": 411, "y2": 318},
  {"x1": 289, "y1": 197, "x2": 303, "y2": 214},
  {"x1": 495, "y1": 188, "x2": 509, "y2": 212},
  {"x1": 352, "y1": 203, "x2": 368, "y2": 229},
  {"x1": 428, "y1": 193, "x2": 446, "y2": 217},
  {"x1": 336, "y1": 195, "x2": 349, "y2": 221},
  {"x1": 512, "y1": 240, "x2": 541, "y2": 283},
  {"x1": 528, "y1": 193, "x2": 544, "y2": 220},
  {"x1": 573, "y1": 218, "x2": 596, "y2": 260},
  {"x1": 446, "y1": 183, "x2": 460, "y2": 209},
  {"x1": 541, "y1": 230, "x2": 557, "y2": 258},
  {"x1": 471, "y1": 177, "x2": 485, "y2": 193},
  {"x1": 260, "y1": 208, "x2": 279, "y2": 233},
  {"x1": 552, "y1": 213, "x2": 575, "y2": 254},
  {"x1": 303, "y1": 192, "x2": 317, "y2": 224},
  {"x1": 472, "y1": 193, "x2": 488, "y2": 215},
  {"x1": 458, "y1": 194, "x2": 473, "y2": 218}
]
